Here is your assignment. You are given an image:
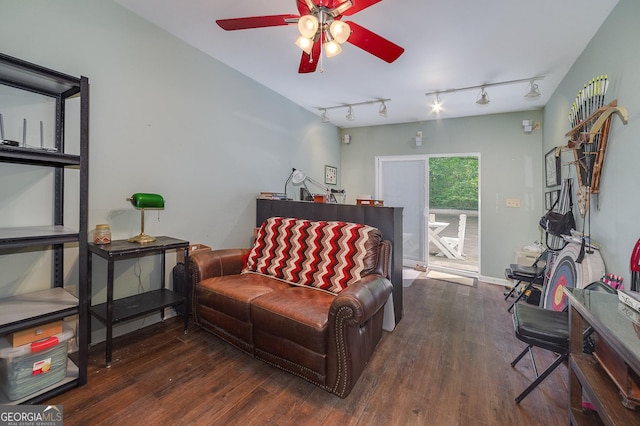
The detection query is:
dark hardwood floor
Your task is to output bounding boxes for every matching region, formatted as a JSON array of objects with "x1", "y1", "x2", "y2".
[{"x1": 48, "y1": 280, "x2": 567, "y2": 425}]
